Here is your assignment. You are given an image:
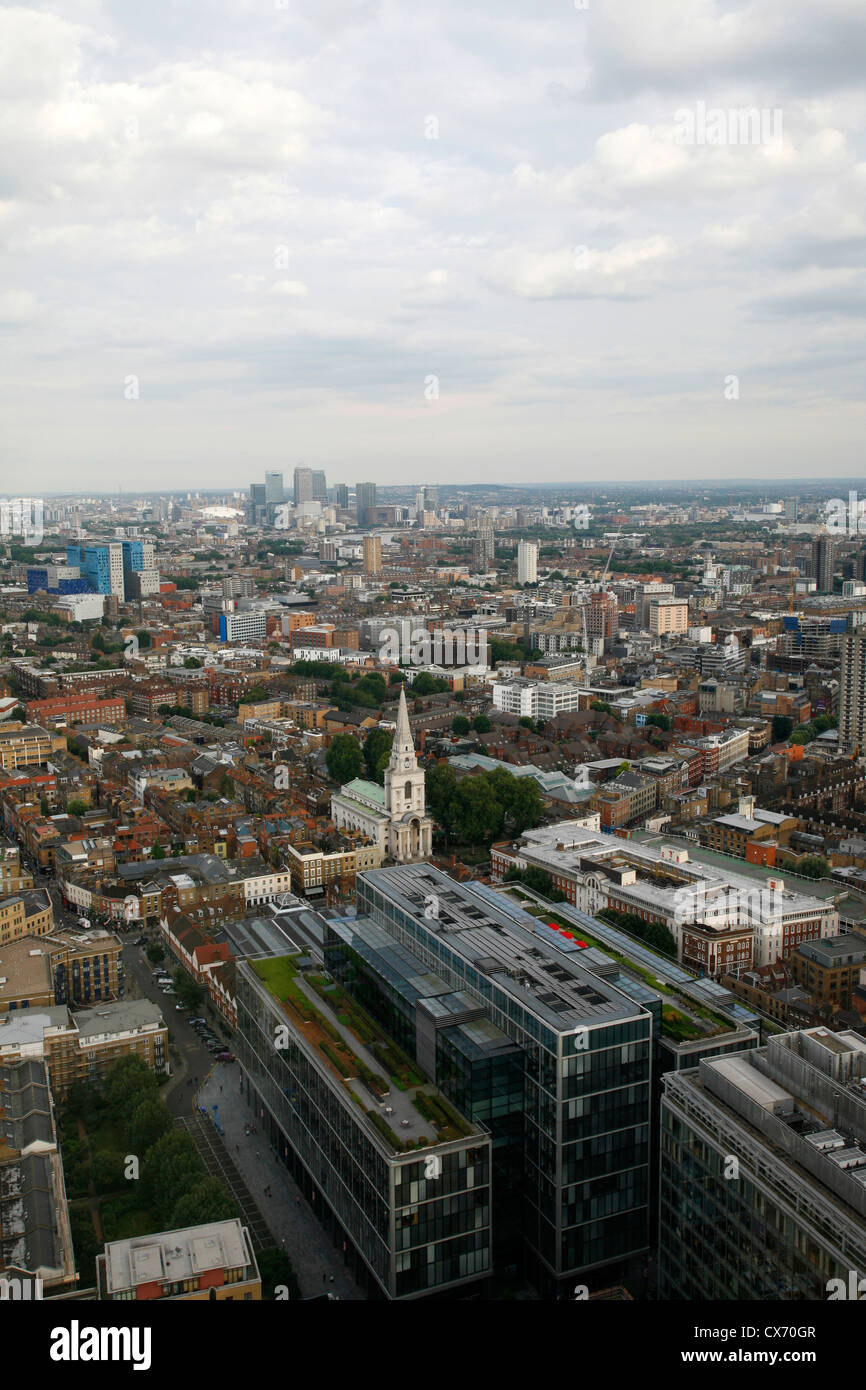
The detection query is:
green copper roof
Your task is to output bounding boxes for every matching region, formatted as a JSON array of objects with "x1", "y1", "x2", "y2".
[{"x1": 341, "y1": 778, "x2": 386, "y2": 805}]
